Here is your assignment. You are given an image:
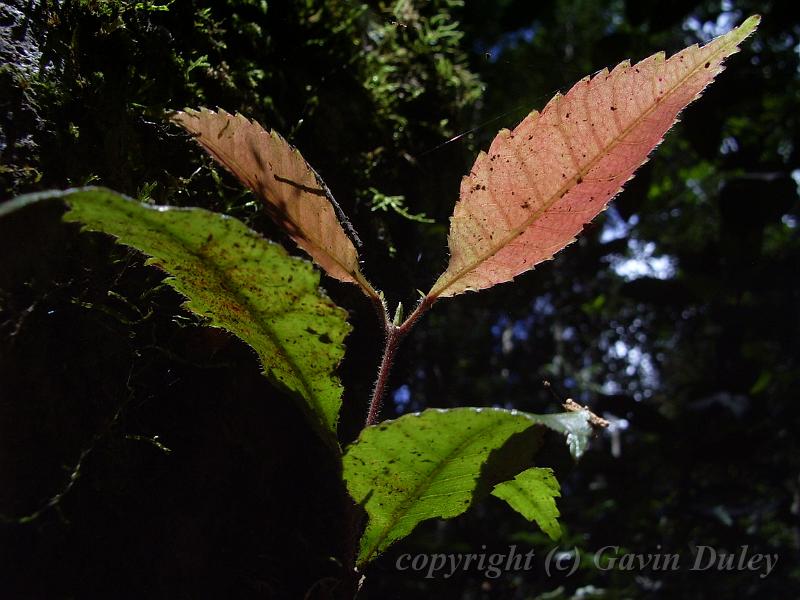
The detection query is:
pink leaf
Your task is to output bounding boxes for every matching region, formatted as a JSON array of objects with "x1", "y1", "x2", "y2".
[
  {"x1": 172, "y1": 108, "x2": 379, "y2": 301},
  {"x1": 430, "y1": 16, "x2": 759, "y2": 298}
]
